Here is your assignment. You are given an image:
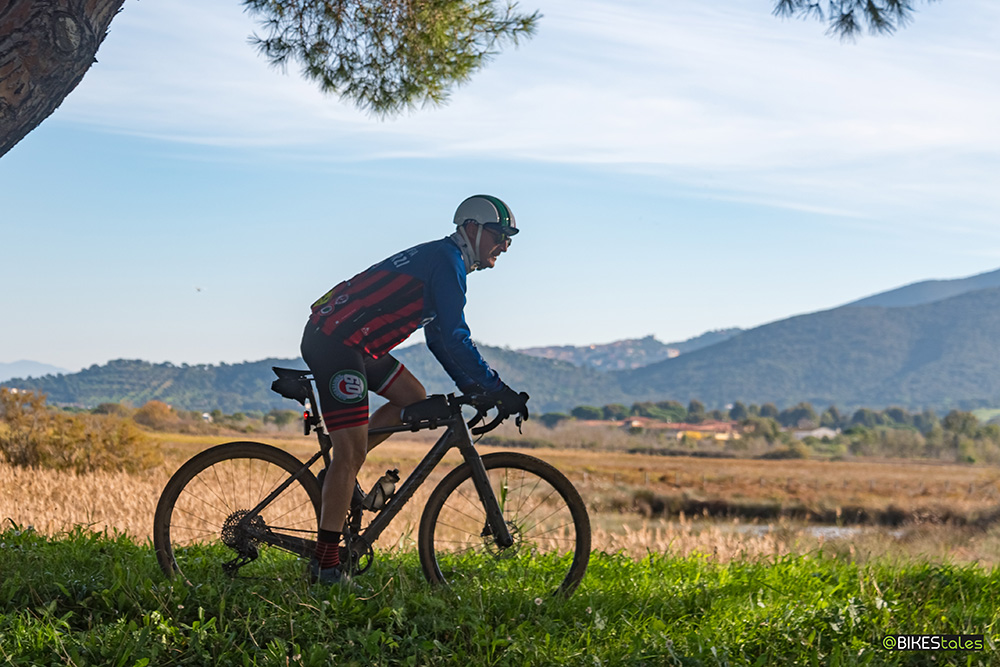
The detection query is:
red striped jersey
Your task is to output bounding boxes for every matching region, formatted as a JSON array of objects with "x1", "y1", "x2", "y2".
[{"x1": 306, "y1": 237, "x2": 502, "y2": 394}]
